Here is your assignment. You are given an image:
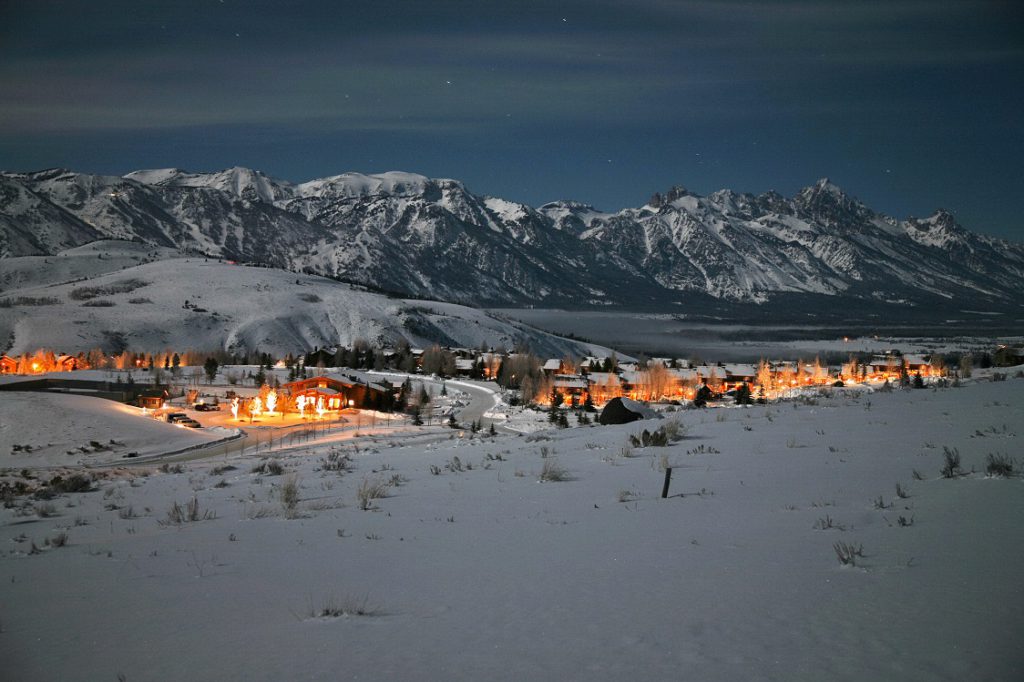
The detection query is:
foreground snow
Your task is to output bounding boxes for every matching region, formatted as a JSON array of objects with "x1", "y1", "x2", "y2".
[
  {"x1": 1, "y1": 379, "x2": 1022, "y2": 681},
  {"x1": 0, "y1": 391, "x2": 236, "y2": 468}
]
